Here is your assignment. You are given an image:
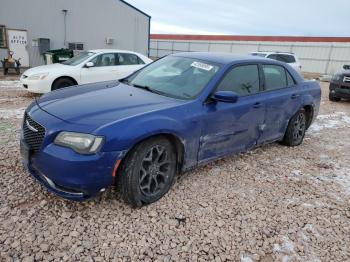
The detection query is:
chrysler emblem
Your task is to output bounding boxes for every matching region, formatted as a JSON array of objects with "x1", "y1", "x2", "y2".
[{"x1": 26, "y1": 119, "x2": 38, "y2": 132}]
